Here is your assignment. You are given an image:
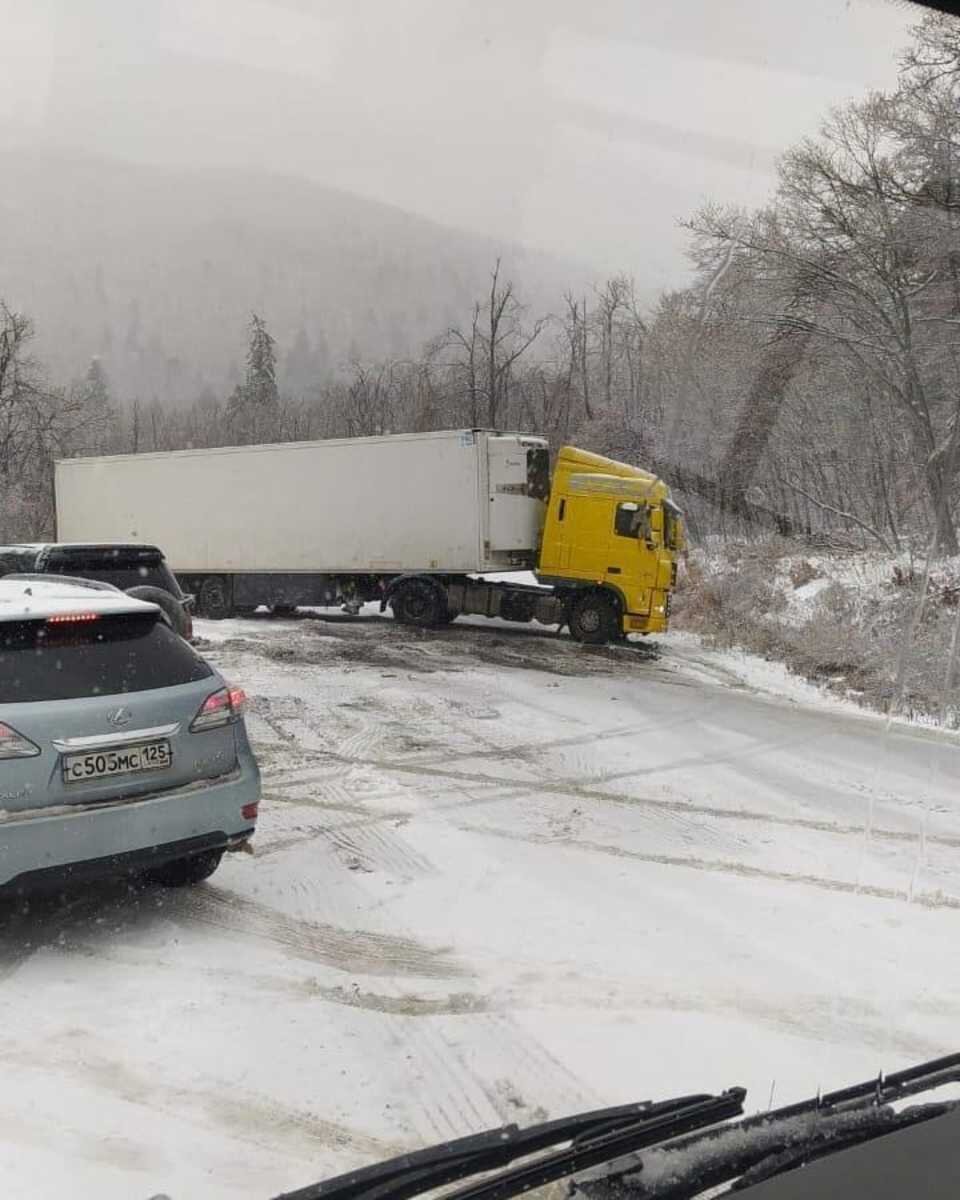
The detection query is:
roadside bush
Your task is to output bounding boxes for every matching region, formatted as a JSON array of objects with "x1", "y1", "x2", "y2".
[
  {"x1": 789, "y1": 559, "x2": 821, "y2": 589},
  {"x1": 674, "y1": 543, "x2": 960, "y2": 724}
]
